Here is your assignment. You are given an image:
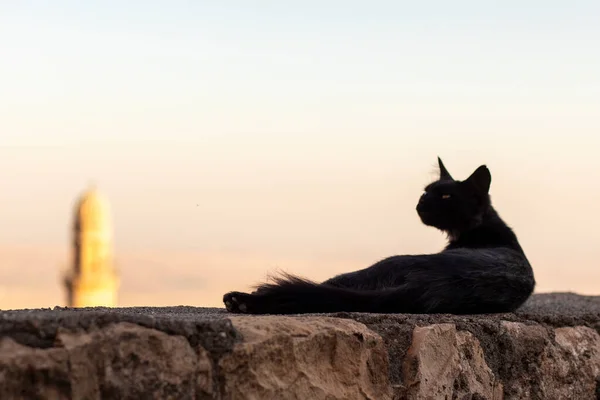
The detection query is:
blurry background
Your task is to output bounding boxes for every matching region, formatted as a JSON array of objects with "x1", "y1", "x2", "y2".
[{"x1": 1, "y1": 1, "x2": 599, "y2": 309}]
